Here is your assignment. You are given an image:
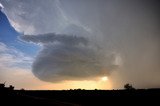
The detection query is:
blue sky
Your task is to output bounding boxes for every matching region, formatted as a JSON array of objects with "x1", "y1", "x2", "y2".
[{"x1": 0, "y1": 11, "x2": 39, "y2": 56}]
